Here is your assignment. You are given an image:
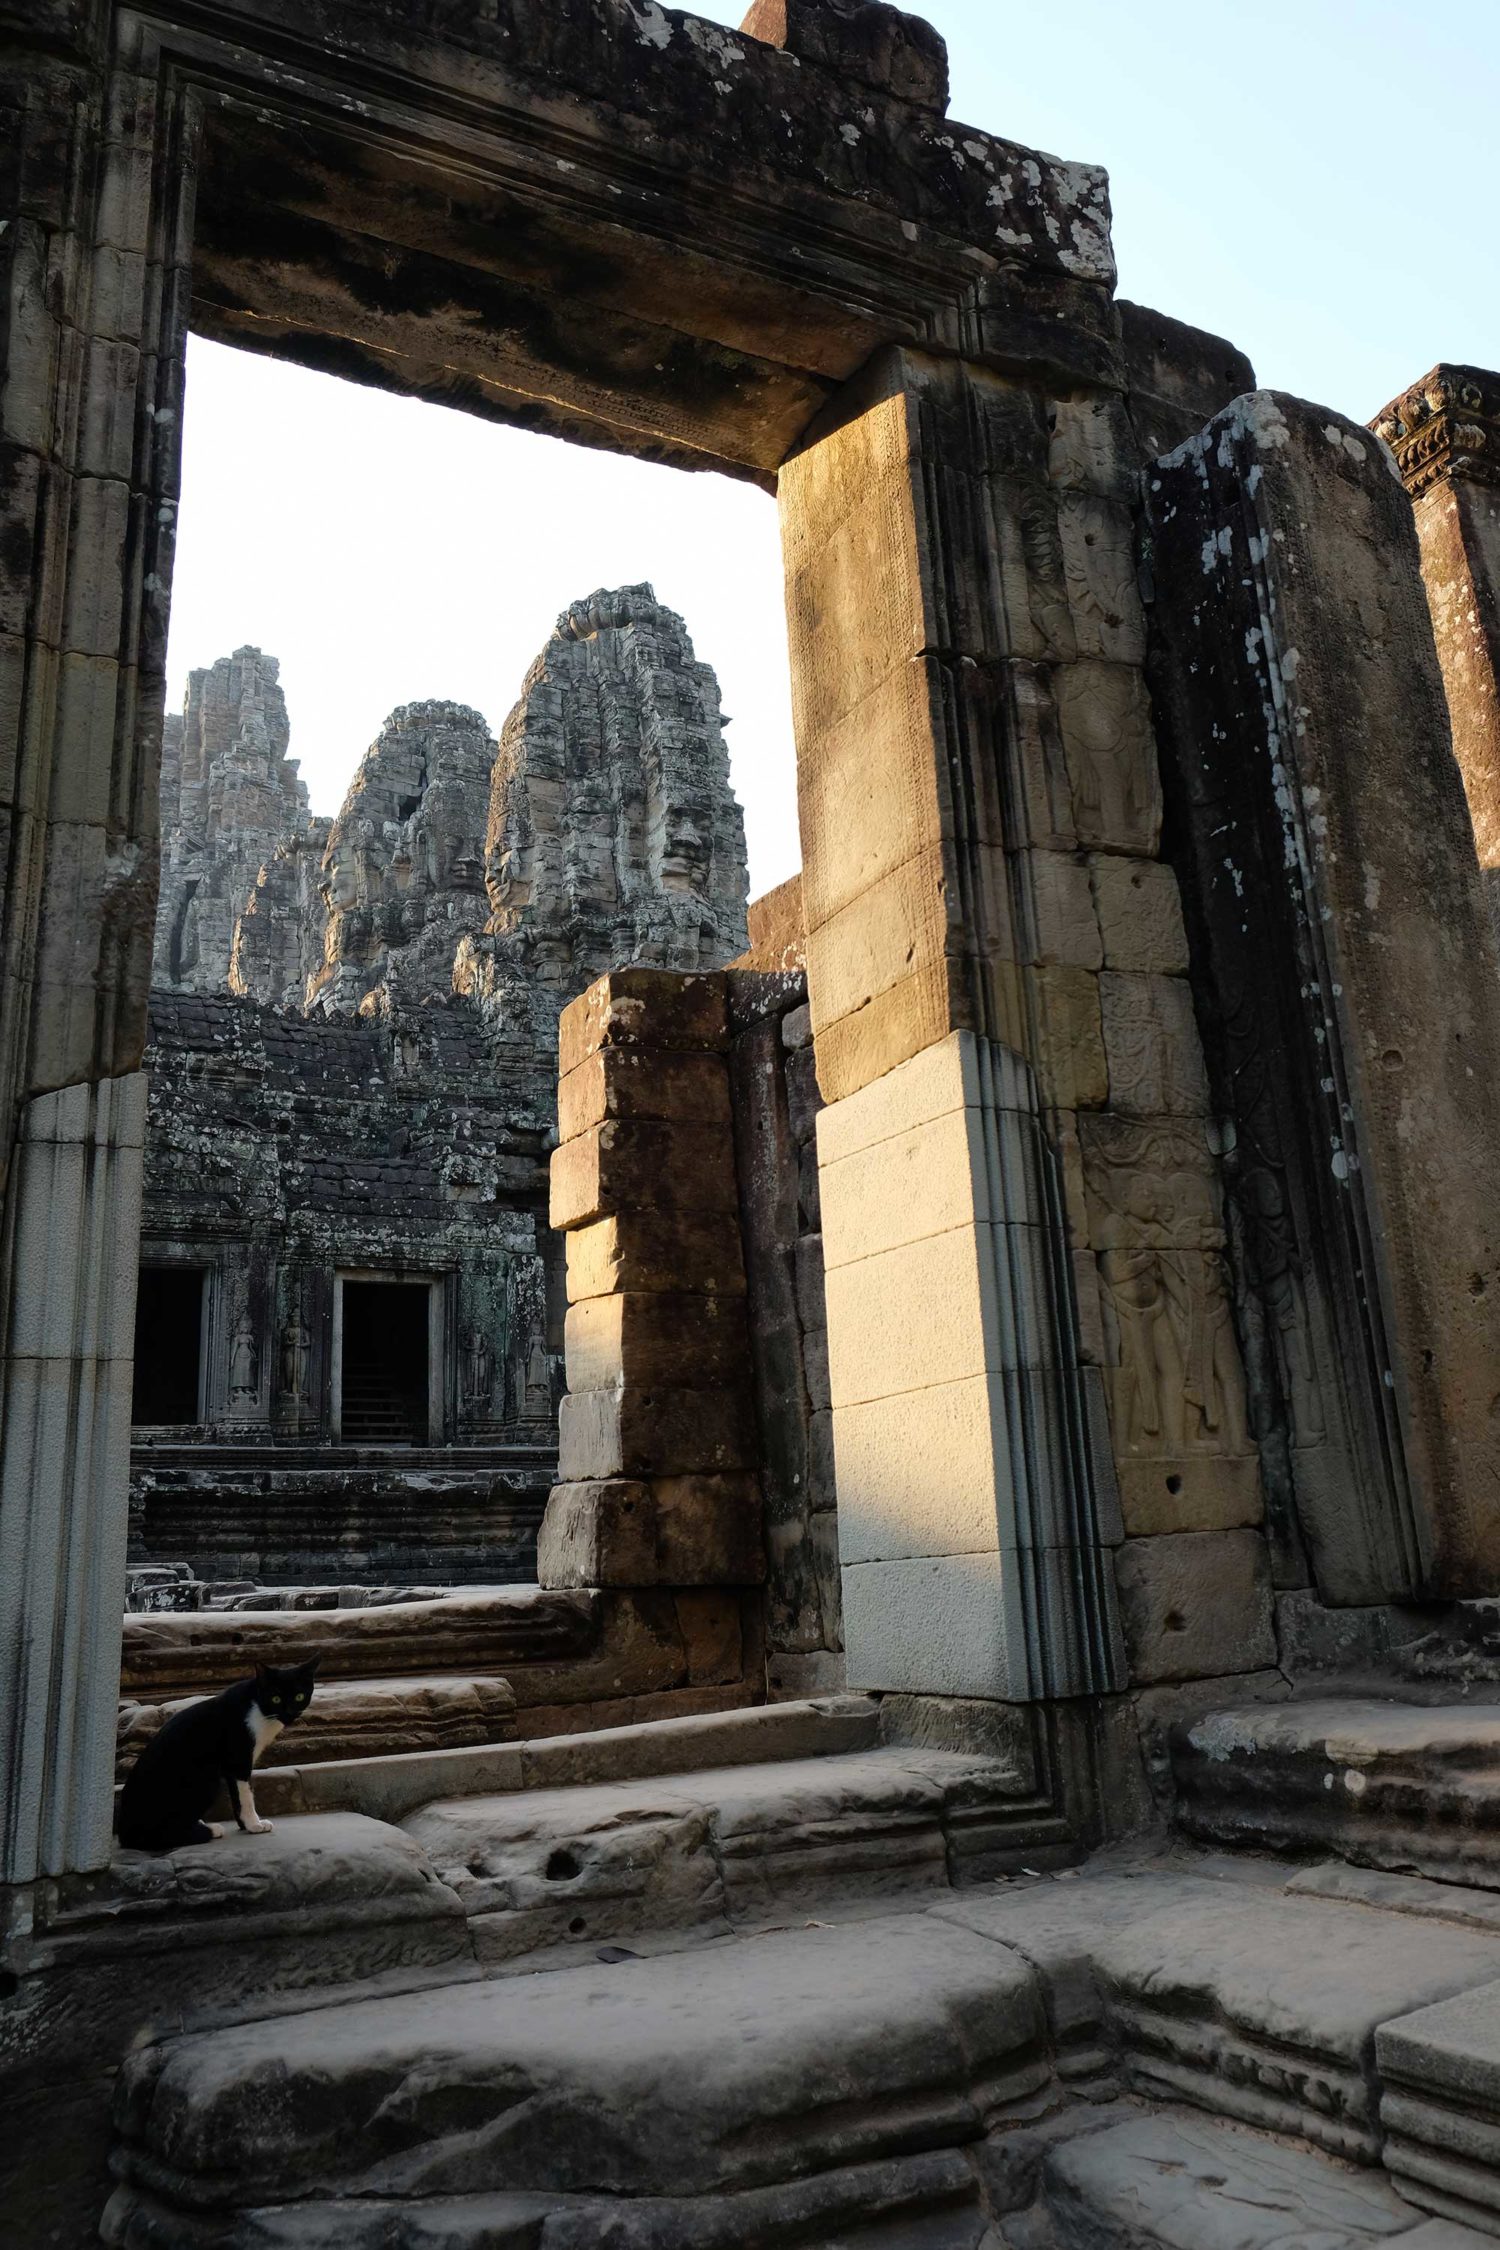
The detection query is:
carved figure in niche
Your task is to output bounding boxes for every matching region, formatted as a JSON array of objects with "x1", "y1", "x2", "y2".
[
  {"x1": 466, "y1": 1328, "x2": 494, "y2": 1409},
  {"x1": 1058, "y1": 666, "x2": 1161, "y2": 853},
  {"x1": 1241, "y1": 1165, "x2": 1326, "y2": 1444},
  {"x1": 1160, "y1": 1250, "x2": 1250, "y2": 1453},
  {"x1": 280, "y1": 1319, "x2": 310, "y2": 1403},
  {"x1": 1059, "y1": 495, "x2": 1138, "y2": 657},
  {"x1": 1017, "y1": 490, "x2": 1075, "y2": 657},
  {"x1": 1101, "y1": 1249, "x2": 1180, "y2": 1447},
  {"x1": 229, "y1": 1318, "x2": 258, "y2": 1402},
  {"x1": 524, "y1": 1337, "x2": 551, "y2": 1420}
]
